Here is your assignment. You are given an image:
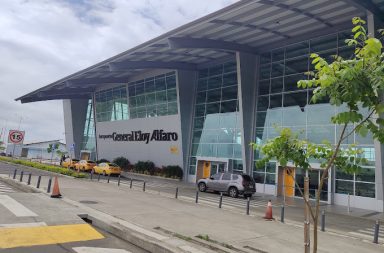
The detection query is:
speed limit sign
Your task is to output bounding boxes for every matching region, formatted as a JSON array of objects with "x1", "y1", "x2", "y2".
[{"x1": 8, "y1": 130, "x2": 25, "y2": 144}]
